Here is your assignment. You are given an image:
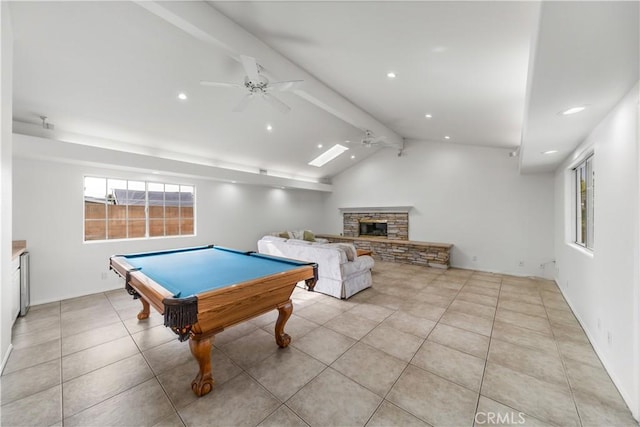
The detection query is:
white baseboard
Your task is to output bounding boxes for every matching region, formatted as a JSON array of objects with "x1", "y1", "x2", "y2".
[
  {"x1": 1, "y1": 343, "x2": 13, "y2": 375},
  {"x1": 554, "y1": 278, "x2": 639, "y2": 422}
]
